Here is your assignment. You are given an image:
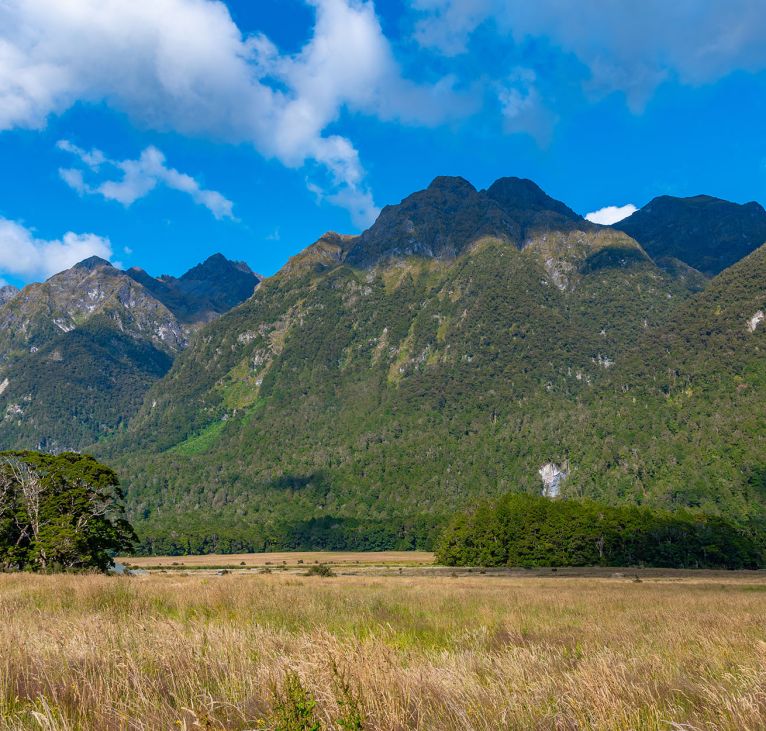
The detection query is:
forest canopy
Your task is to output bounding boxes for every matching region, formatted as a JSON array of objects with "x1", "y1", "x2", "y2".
[
  {"x1": 436, "y1": 493, "x2": 765, "y2": 569},
  {"x1": 0, "y1": 451, "x2": 136, "y2": 572}
]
